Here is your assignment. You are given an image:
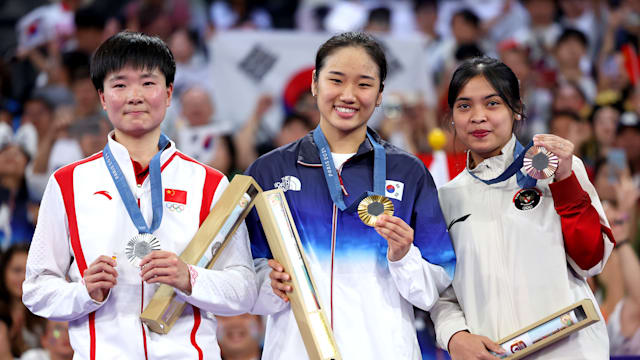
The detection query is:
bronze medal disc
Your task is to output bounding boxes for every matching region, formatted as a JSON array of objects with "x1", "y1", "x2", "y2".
[
  {"x1": 523, "y1": 146, "x2": 559, "y2": 180},
  {"x1": 358, "y1": 195, "x2": 394, "y2": 227}
]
